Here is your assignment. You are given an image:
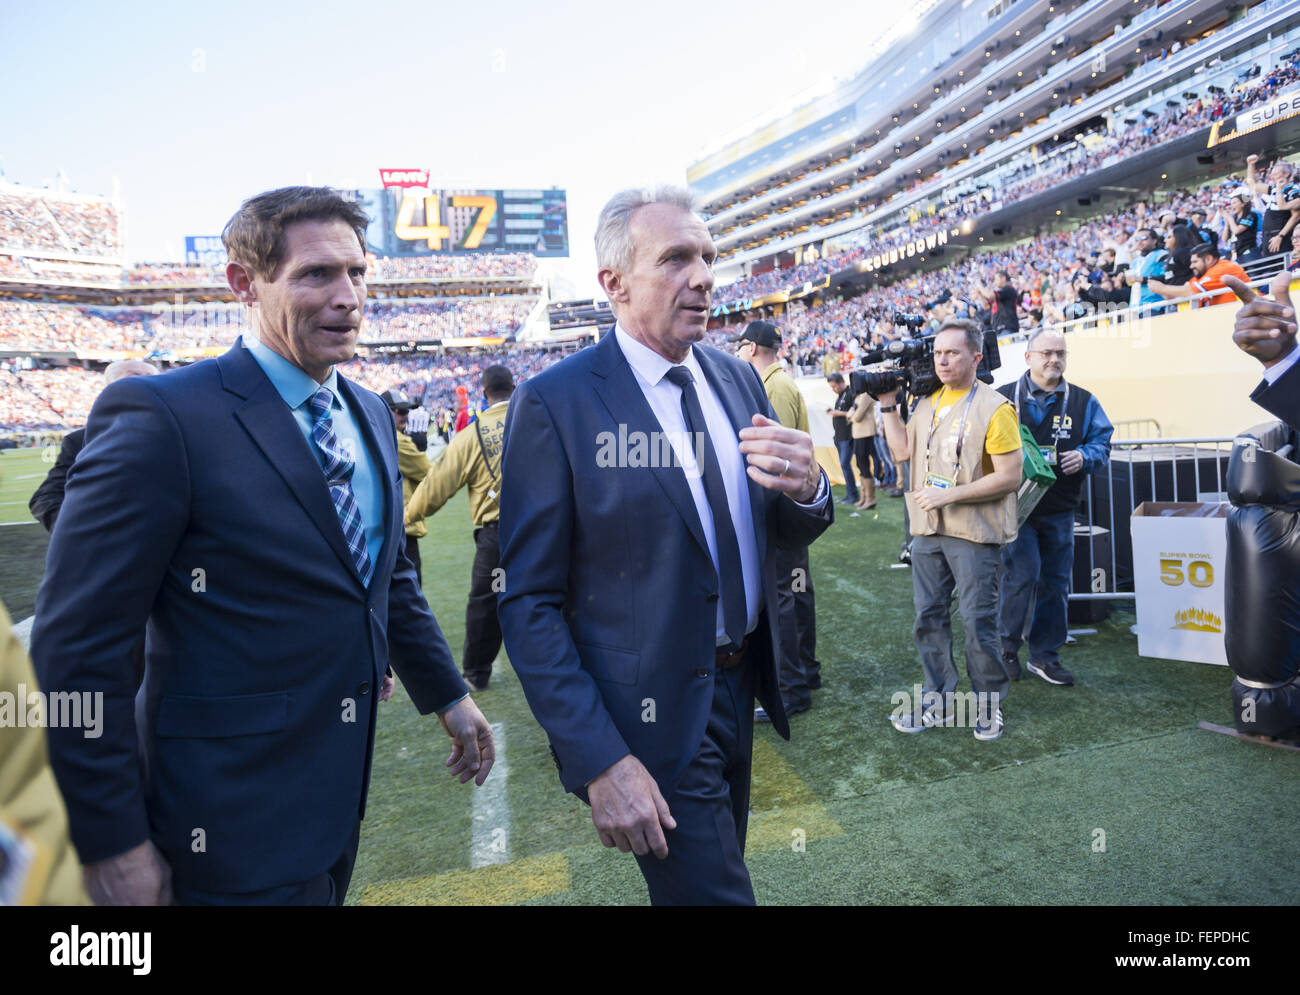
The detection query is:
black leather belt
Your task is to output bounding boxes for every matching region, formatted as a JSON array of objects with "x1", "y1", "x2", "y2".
[{"x1": 715, "y1": 636, "x2": 750, "y2": 670}]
